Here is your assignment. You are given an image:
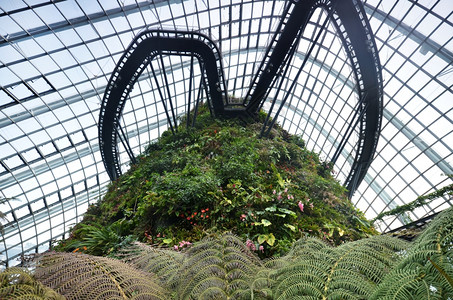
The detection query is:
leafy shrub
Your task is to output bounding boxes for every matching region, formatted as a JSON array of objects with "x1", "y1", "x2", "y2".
[{"x1": 57, "y1": 104, "x2": 376, "y2": 257}]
